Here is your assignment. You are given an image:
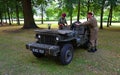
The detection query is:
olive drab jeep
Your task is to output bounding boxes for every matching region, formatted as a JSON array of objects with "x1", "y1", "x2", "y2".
[{"x1": 26, "y1": 22, "x2": 90, "y2": 65}]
